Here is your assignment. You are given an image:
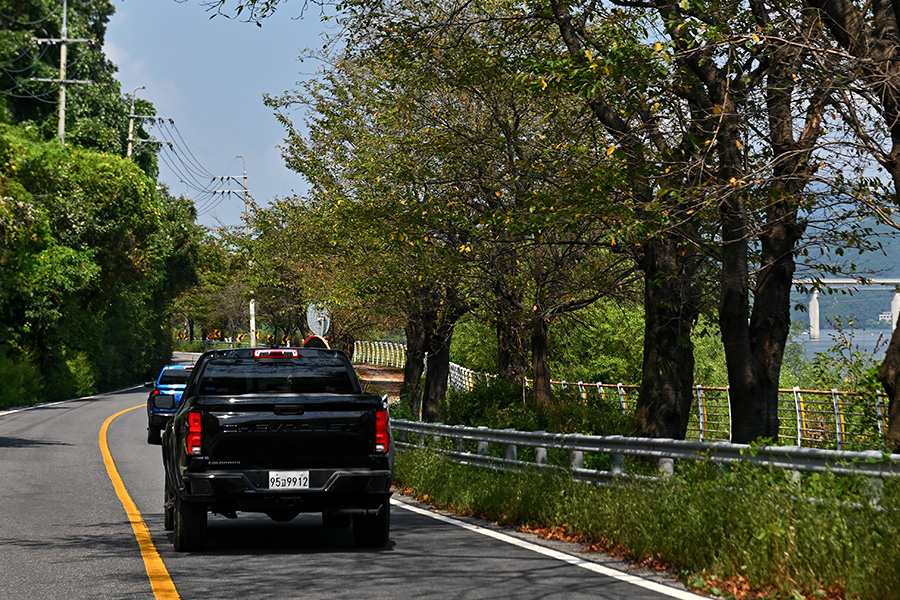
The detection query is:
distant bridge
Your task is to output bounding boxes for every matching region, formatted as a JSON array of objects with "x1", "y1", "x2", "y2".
[{"x1": 795, "y1": 278, "x2": 900, "y2": 339}]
